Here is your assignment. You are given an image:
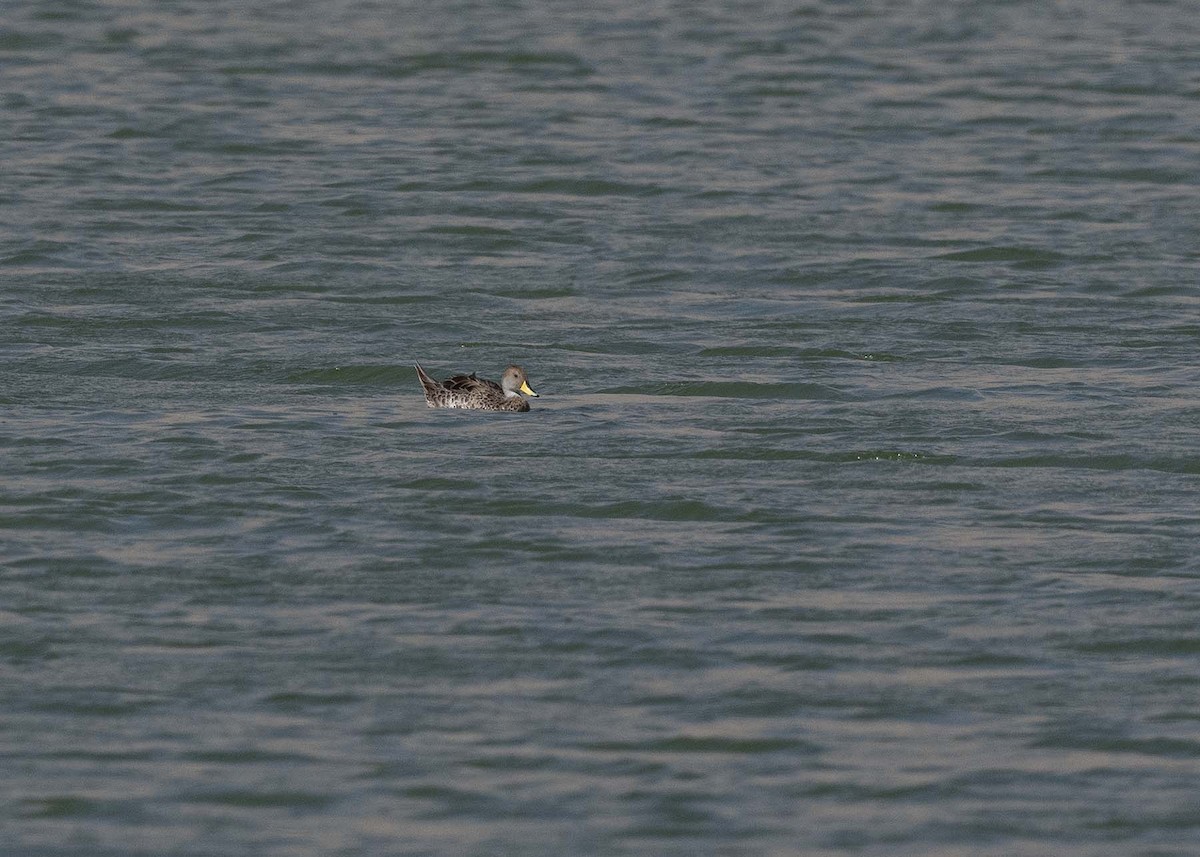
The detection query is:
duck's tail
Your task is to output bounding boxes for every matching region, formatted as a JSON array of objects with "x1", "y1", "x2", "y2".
[{"x1": 414, "y1": 363, "x2": 439, "y2": 401}]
